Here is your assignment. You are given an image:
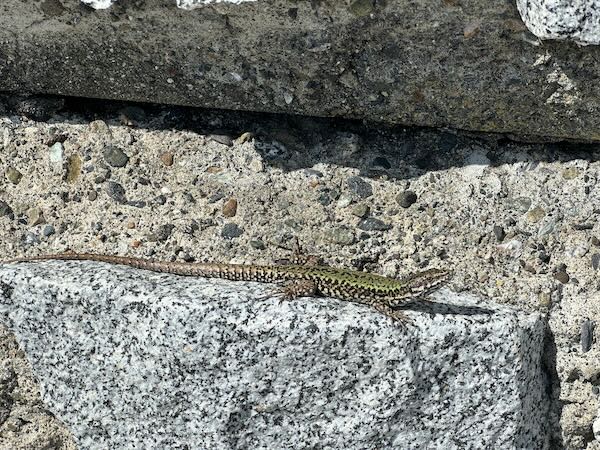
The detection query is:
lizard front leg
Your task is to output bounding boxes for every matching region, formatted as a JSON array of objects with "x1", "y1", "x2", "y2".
[
  {"x1": 373, "y1": 302, "x2": 415, "y2": 326},
  {"x1": 257, "y1": 280, "x2": 318, "y2": 303}
]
